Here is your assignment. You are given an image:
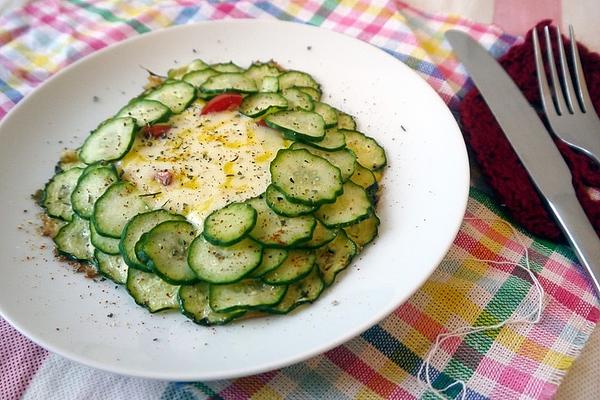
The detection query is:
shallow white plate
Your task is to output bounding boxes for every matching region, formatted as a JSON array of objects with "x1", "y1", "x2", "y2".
[{"x1": 0, "y1": 20, "x2": 468, "y2": 381}]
